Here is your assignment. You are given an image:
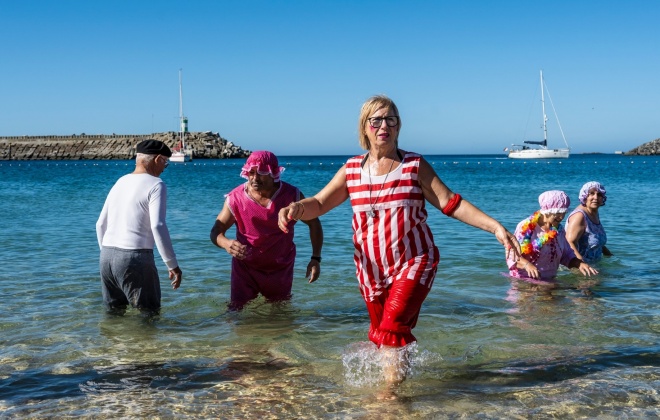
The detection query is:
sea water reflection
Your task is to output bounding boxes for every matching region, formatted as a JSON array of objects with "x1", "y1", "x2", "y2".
[{"x1": 1, "y1": 156, "x2": 659, "y2": 417}]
